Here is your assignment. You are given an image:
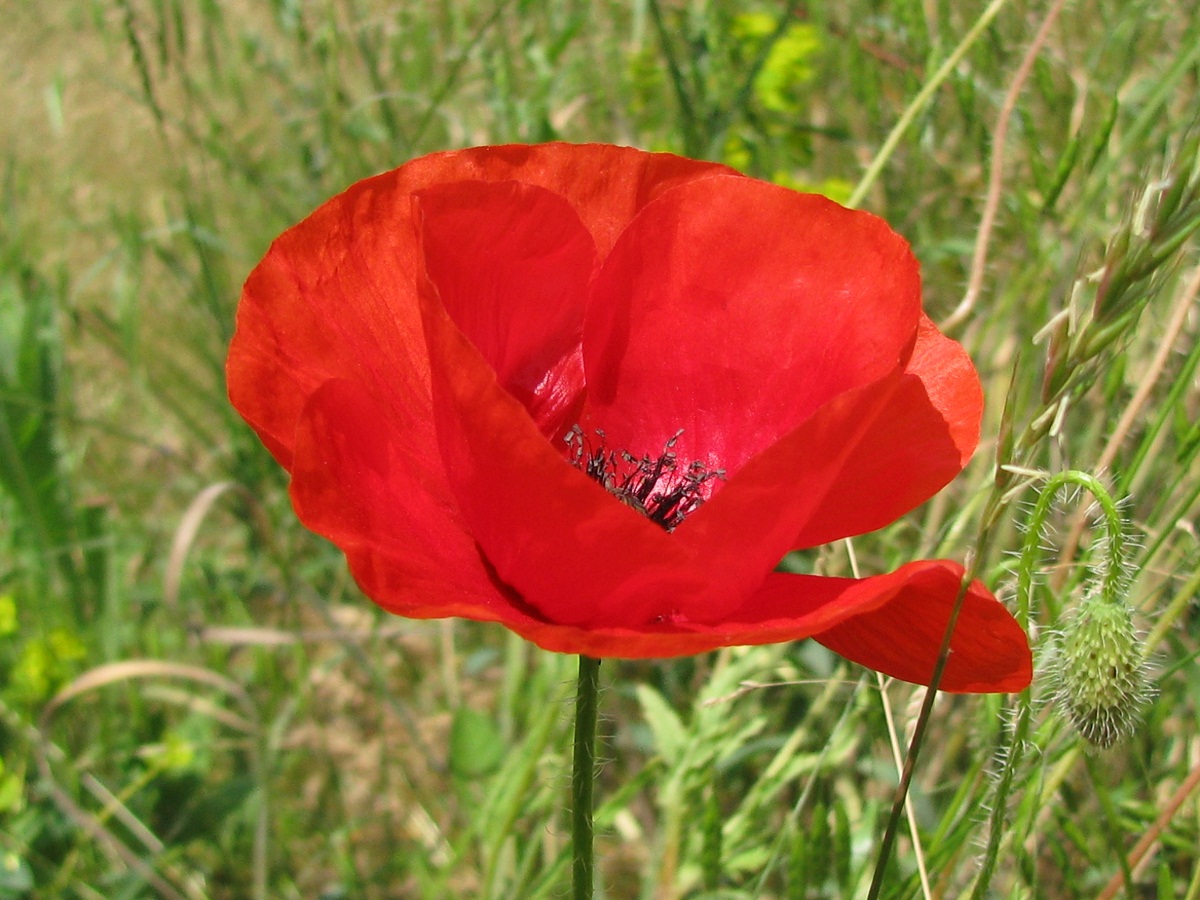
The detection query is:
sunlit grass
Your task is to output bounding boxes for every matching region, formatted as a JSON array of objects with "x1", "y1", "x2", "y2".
[{"x1": 1, "y1": 1, "x2": 1198, "y2": 898}]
